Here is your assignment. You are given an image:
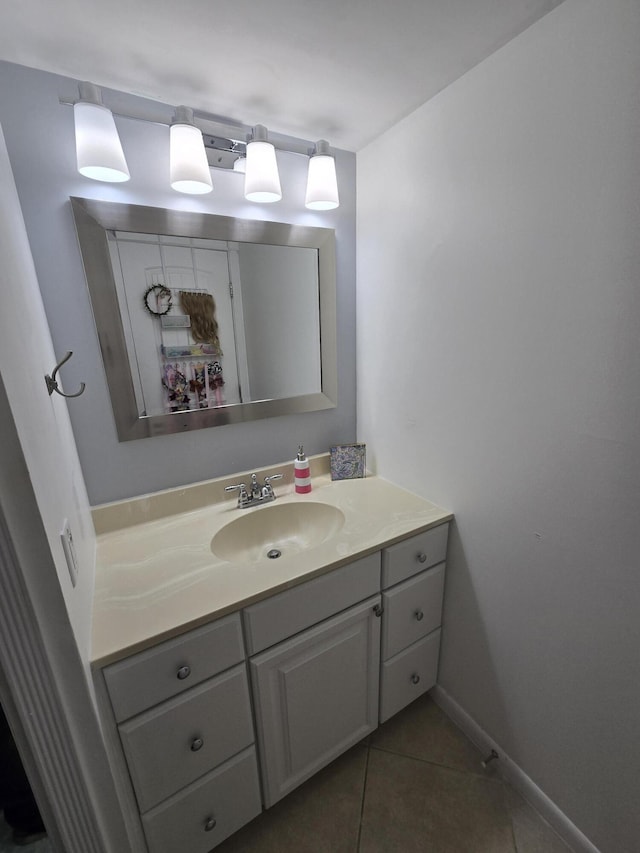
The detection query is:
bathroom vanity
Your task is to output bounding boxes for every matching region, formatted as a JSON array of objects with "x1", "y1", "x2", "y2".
[{"x1": 91, "y1": 458, "x2": 452, "y2": 853}]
